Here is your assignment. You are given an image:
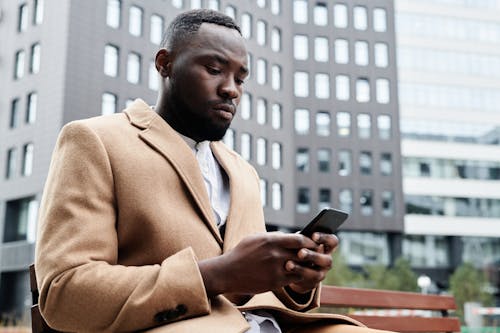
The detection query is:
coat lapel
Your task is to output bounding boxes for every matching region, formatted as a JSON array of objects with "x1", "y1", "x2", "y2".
[{"x1": 124, "y1": 99, "x2": 223, "y2": 246}]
